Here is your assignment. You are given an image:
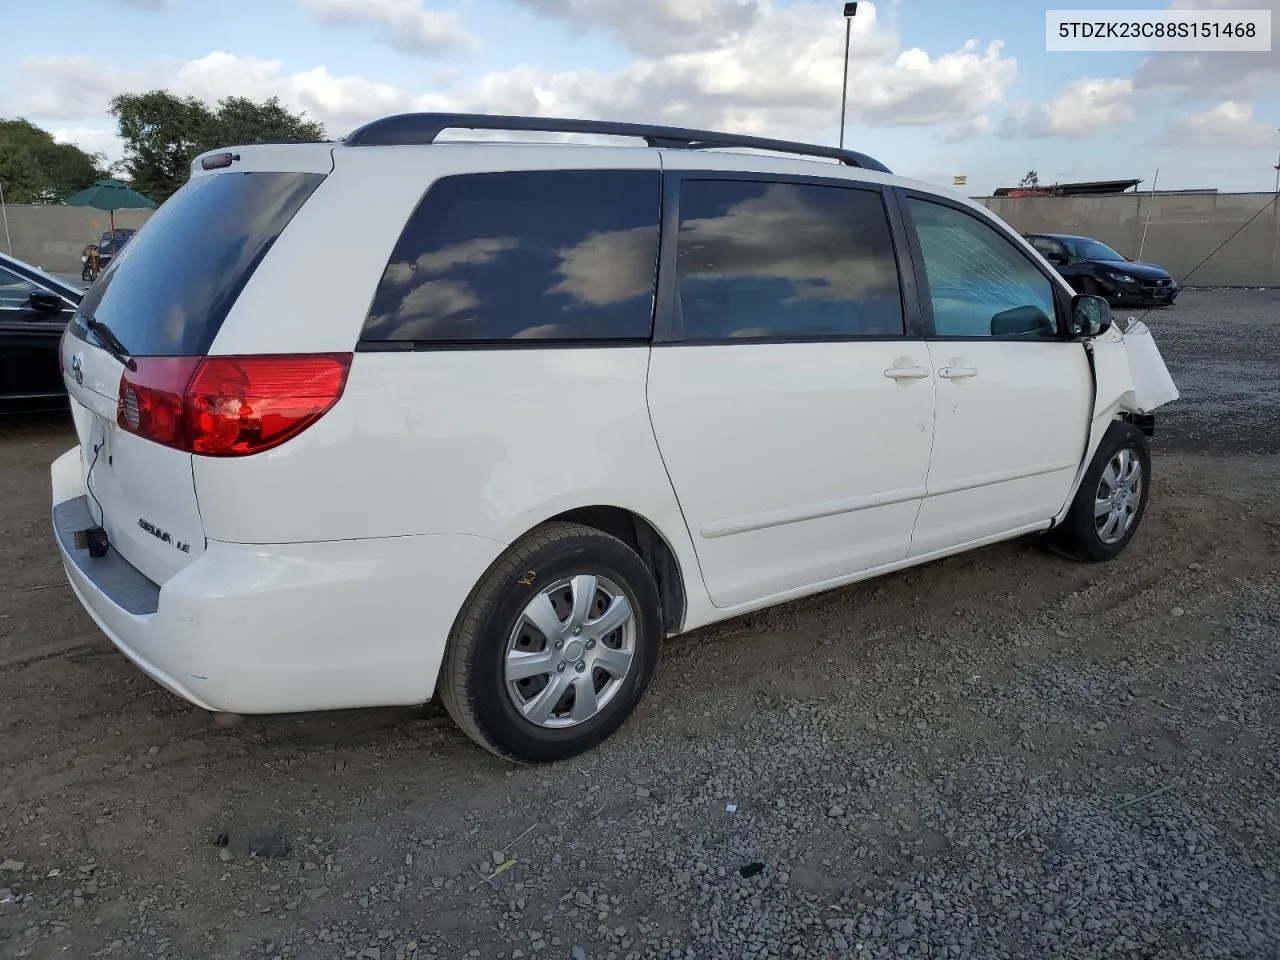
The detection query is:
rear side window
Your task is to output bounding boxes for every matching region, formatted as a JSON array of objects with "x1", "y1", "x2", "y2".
[
  {"x1": 361, "y1": 170, "x2": 660, "y2": 344},
  {"x1": 74, "y1": 171, "x2": 324, "y2": 356},
  {"x1": 674, "y1": 179, "x2": 904, "y2": 342}
]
